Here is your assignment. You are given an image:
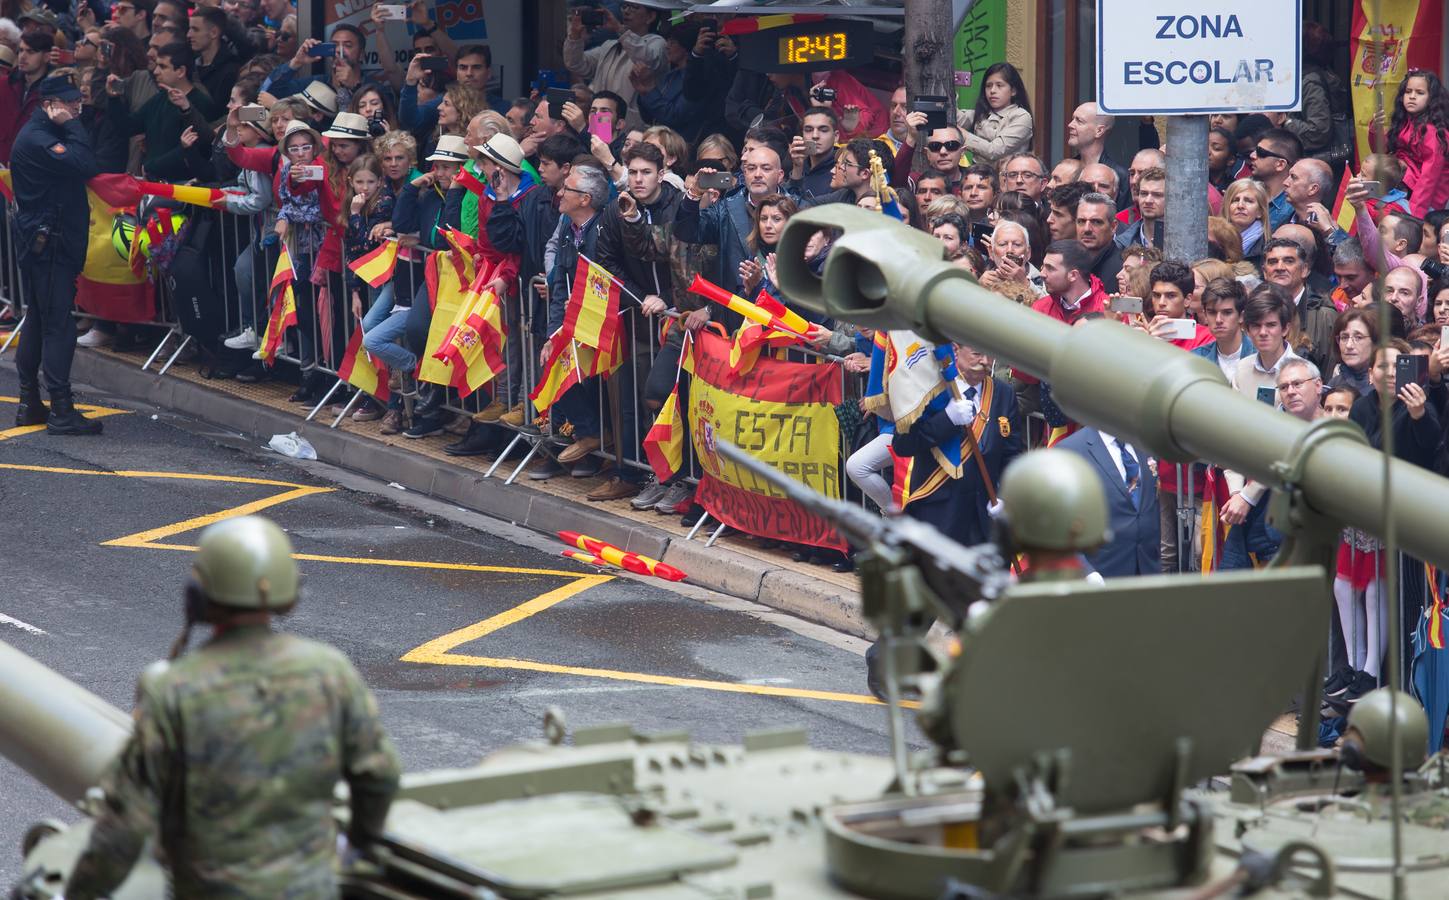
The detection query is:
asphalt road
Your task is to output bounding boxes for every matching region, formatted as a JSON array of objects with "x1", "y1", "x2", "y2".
[{"x1": 0, "y1": 371, "x2": 895, "y2": 883}]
